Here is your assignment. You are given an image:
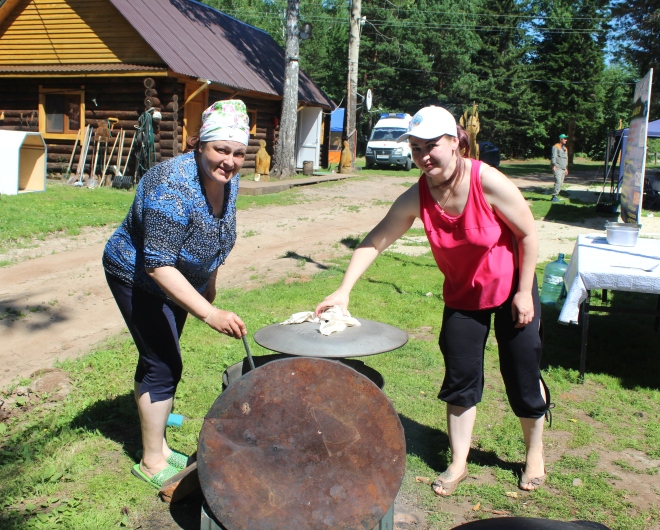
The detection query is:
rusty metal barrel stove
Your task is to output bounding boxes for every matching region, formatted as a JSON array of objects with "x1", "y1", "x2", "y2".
[{"x1": 197, "y1": 357, "x2": 407, "y2": 530}]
